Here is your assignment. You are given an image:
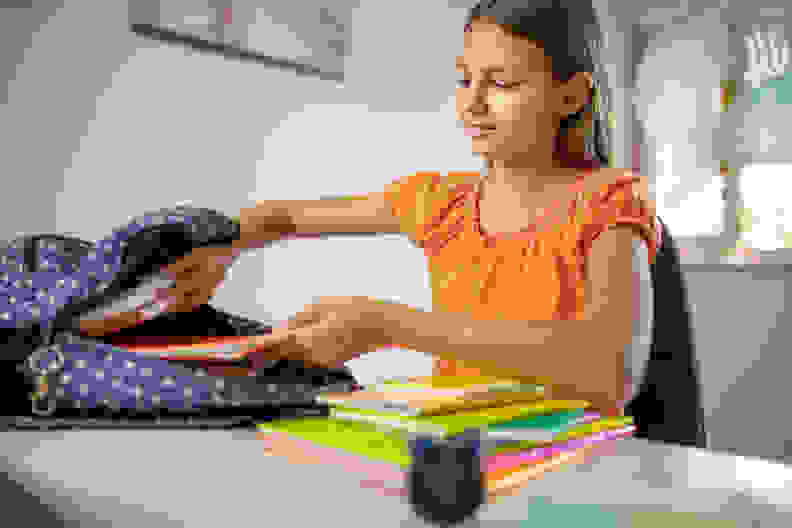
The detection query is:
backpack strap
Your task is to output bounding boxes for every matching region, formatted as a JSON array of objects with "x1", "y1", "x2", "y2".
[{"x1": 625, "y1": 217, "x2": 707, "y2": 447}]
